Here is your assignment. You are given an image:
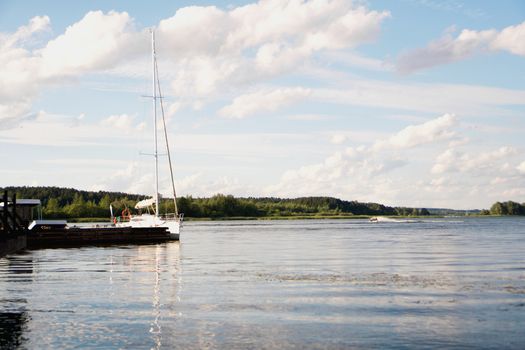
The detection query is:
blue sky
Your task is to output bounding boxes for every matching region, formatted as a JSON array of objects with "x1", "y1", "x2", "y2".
[{"x1": 1, "y1": 0, "x2": 524, "y2": 209}]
